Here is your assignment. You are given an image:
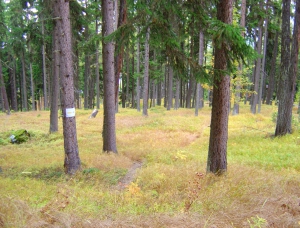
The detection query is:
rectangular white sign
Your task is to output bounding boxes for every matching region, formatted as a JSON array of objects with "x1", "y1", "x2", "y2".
[{"x1": 66, "y1": 108, "x2": 75, "y2": 117}]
